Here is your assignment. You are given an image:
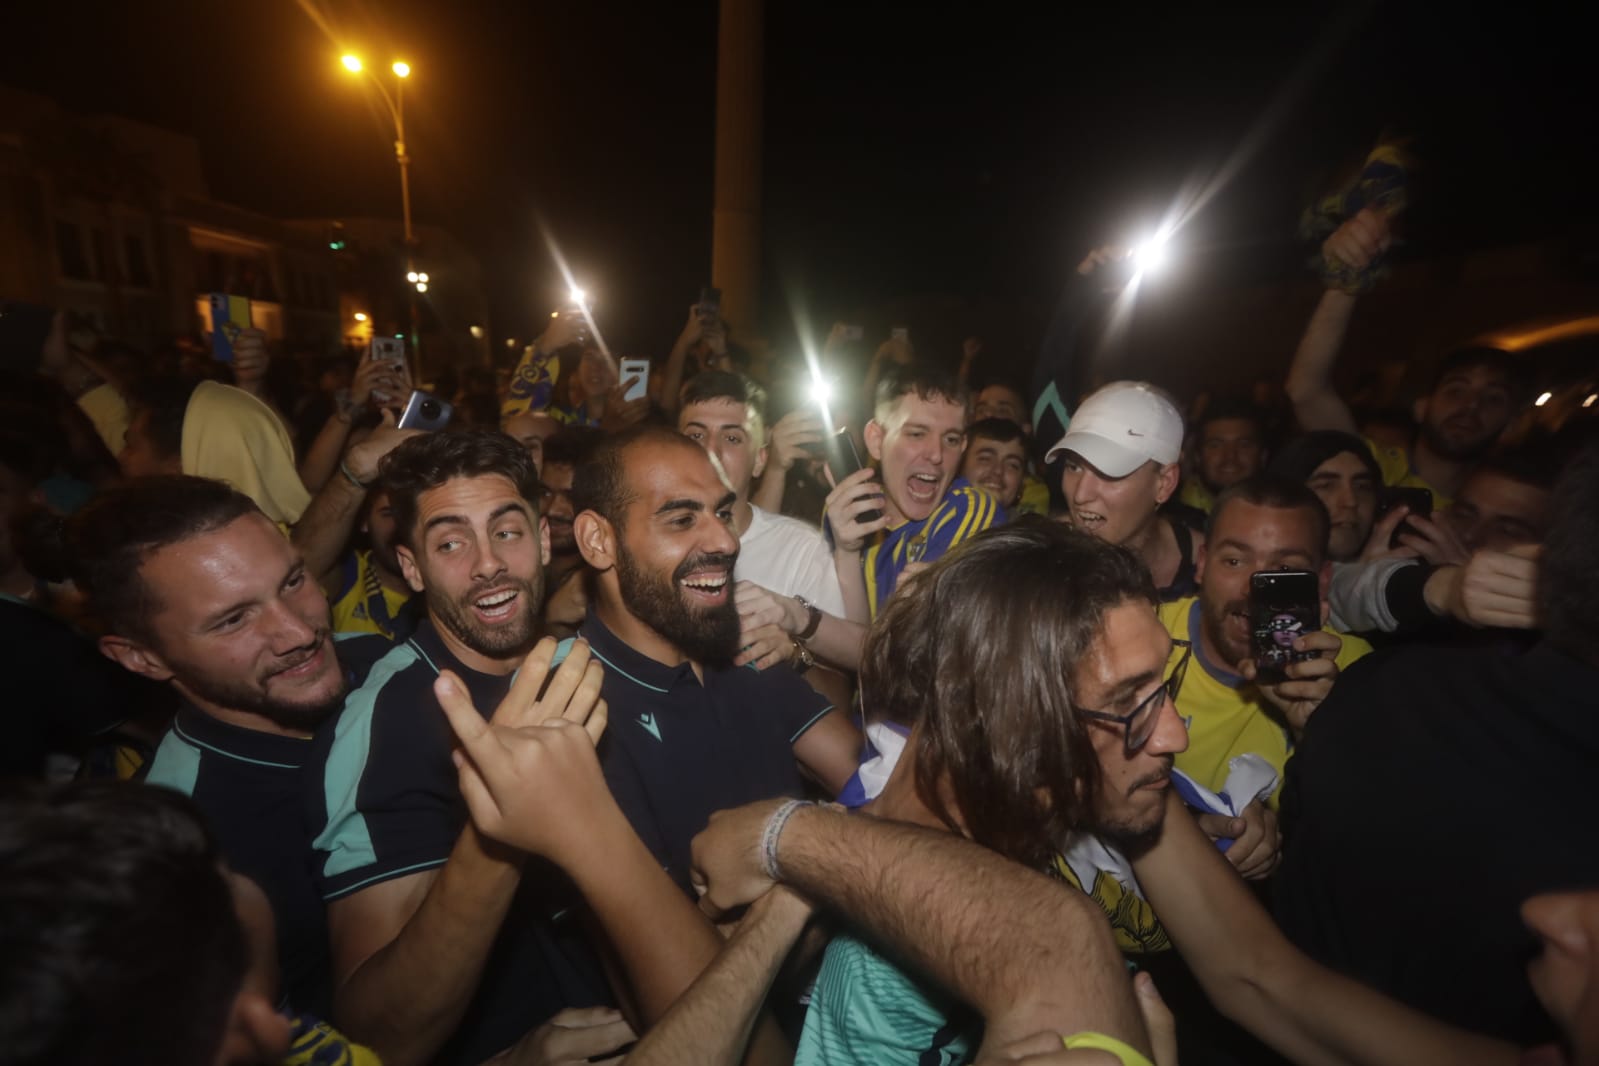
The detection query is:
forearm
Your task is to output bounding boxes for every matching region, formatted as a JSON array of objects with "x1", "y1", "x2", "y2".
[
  {"x1": 299, "y1": 413, "x2": 355, "y2": 494},
  {"x1": 622, "y1": 892, "x2": 808, "y2": 1066},
  {"x1": 1133, "y1": 797, "x2": 1515, "y2": 1066},
  {"x1": 833, "y1": 549, "x2": 870, "y2": 624},
  {"x1": 1285, "y1": 289, "x2": 1360, "y2": 433},
  {"x1": 750, "y1": 469, "x2": 786, "y2": 513},
  {"x1": 776, "y1": 807, "x2": 1147, "y2": 1051},
  {"x1": 292, "y1": 469, "x2": 366, "y2": 581},
  {"x1": 659, "y1": 338, "x2": 693, "y2": 418},
  {"x1": 337, "y1": 829, "x2": 522, "y2": 1066},
  {"x1": 564, "y1": 808, "x2": 724, "y2": 1025},
  {"x1": 806, "y1": 613, "x2": 865, "y2": 671}
]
